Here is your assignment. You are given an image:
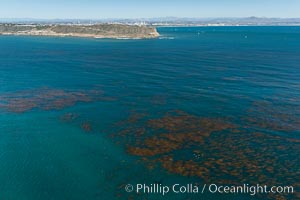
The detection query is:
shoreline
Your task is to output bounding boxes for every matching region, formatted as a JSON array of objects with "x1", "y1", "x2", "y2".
[
  {"x1": 0, "y1": 32, "x2": 160, "y2": 40},
  {"x1": 0, "y1": 24, "x2": 160, "y2": 39}
]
